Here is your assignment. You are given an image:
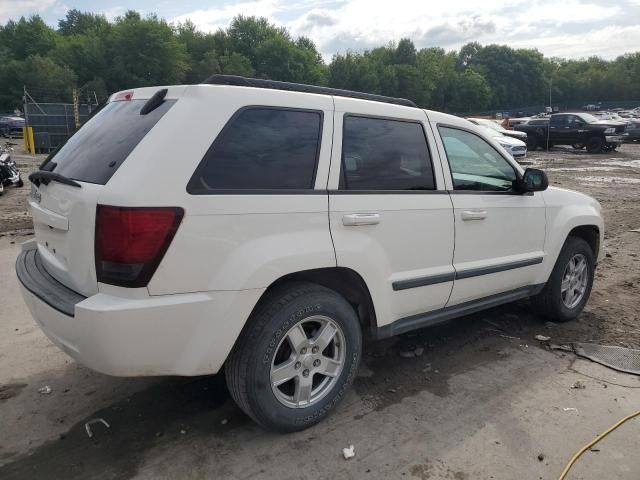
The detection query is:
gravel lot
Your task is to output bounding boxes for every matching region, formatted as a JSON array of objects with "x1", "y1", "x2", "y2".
[{"x1": 1, "y1": 143, "x2": 639, "y2": 479}]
